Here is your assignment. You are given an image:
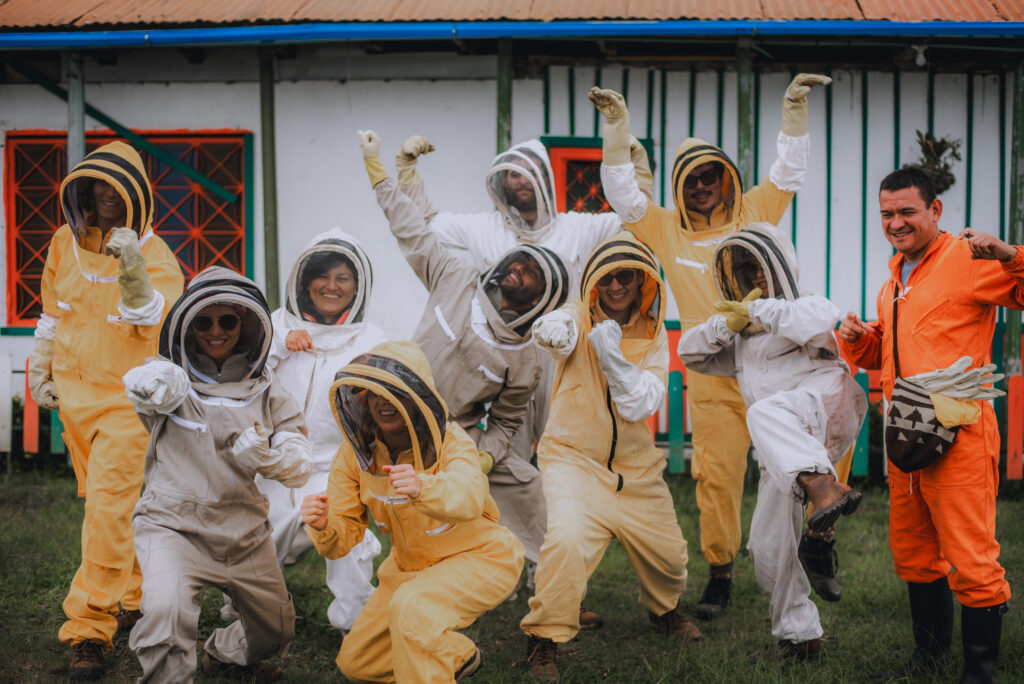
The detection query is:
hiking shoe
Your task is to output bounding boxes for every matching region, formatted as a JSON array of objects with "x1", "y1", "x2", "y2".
[
  {"x1": 648, "y1": 605, "x2": 703, "y2": 640},
  {"x1": 798, "y1": 531, "x2": 842, "y2": 602},
  {"x1": 751, "y1": 638, "x2": 823, "y2": 663},
  {"x1": 695, "y1": 574, "x2": 732, "y2": 621},
  {"x1": 526, "y1": 635, "x2": 558, "y2": 682},
  {"x1": 455, "y1": 648, "x2": 482, "y2": 681},
  {"x1": 68, "y1": 639, "x2": 105, "y2": 680},
  {"x1": 799, "y1": 472, "x2": 862, "y2": 533},
  {"x1": 115, "y1": 608, "x2": 144, "y2": 634},
  {"x1": 201, "y1": 652, "x2": 283, "y2": 682},
  {"x1": 578, "y1": 606, "x2": 604, "y2": 630}
]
